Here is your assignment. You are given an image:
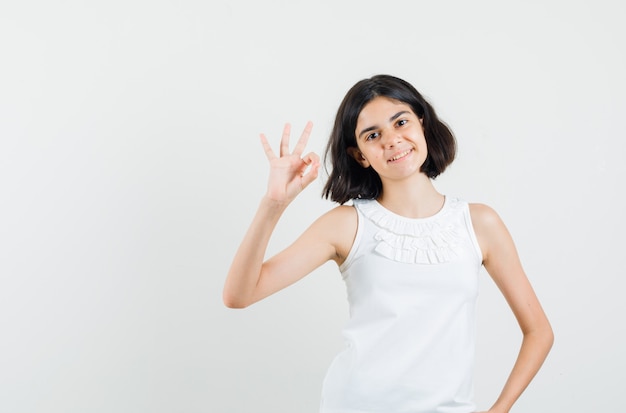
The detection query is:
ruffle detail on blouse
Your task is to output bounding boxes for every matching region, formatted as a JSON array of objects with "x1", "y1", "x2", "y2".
[{"x1": 355, "y1": 198, "x2": 465, "y2": 264}]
